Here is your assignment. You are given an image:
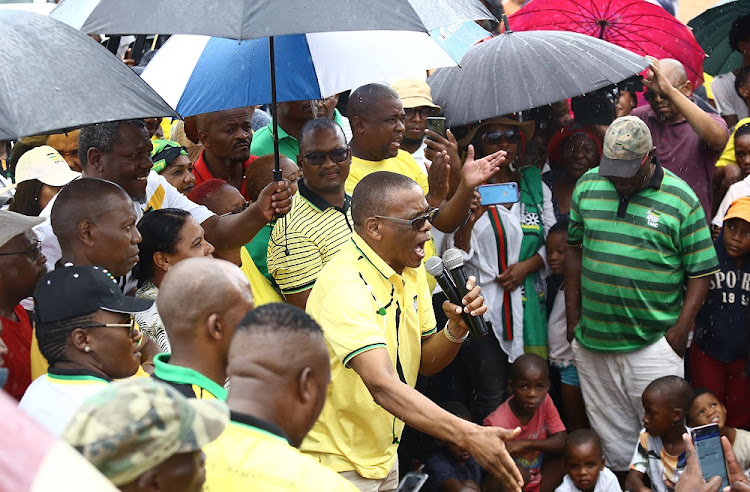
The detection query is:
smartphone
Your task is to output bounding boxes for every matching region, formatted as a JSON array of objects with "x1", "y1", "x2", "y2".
[
  {"x1": 477, "y1": 183, "x2": 520, "y2": 206},
  {"x1": 426, "y1": 116, "x2": 446, "y2": 139},
  {"x1": 396, "y1": 471, "x2": 428, "y2": 492},
  {"x1": 691, "y1": 423, "x2": 729, "y2": 489}
]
